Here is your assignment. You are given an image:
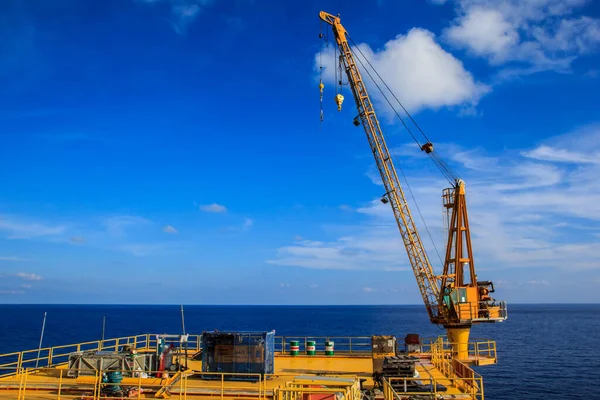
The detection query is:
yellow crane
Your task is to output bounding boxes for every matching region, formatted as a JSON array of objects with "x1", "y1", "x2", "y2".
[{"x1": 318, "y1": 11, "x2": 507, "y2": 361}]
